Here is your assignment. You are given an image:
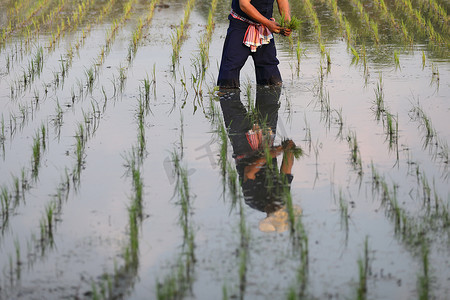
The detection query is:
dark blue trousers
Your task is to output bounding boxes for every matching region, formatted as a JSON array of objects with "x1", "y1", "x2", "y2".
[{"x1": 217, "y1": 18, "x2": 282, "y2": 88}]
